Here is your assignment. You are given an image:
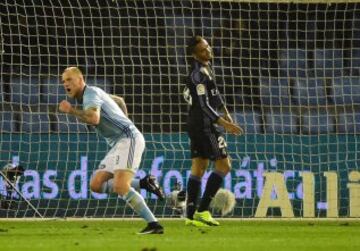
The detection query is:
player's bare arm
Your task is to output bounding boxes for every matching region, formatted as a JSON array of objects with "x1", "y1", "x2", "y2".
[
  {"x1": 195, "y1": 82, "x2": 242, "y2": 136},
  {"x1": 197, "y1": 88, "x2": 242, "y2": 135},
  {"x1": 110, "y1": 95, "x2": 128, "y2": 117},
  {"x1": 216, "y1": 116, "x2": 243, "y2": 136},
  {"x1": 59, "y1": 100, "x2": 100, "y2": 125},
  {"x1": 220, "y1": 105, "x2": 233, "y2": 123},
  {"x1": 219, "y1": 105, "x2": 244, "y2": 134}
]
